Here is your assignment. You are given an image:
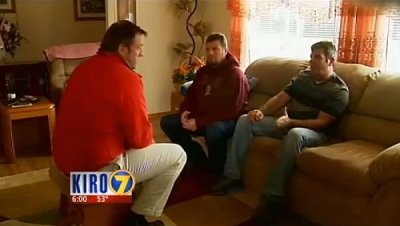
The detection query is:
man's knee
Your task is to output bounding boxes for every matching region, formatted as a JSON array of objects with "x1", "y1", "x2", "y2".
[
  {"x1": 165, "y1": 143, "x2": 187, "y2": 164},
  {"x1": 286, "y1": 127, "x2": 318, "y2": 142},
  {"x1": 160, "y1": 113, "x2": 181, "y2": 131},
  {"x1": 283, "y1": 128, "x2": 311, "y2": 153},
  {"x1": 204, "y1": 121, "x2": 234, "y2": 144},
  {"x1": 236, "y1": 114, "x2": 248, "y2": 127},
  {"x1": 286, "y1": 128, "x2": 307, "y2": 140}
]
